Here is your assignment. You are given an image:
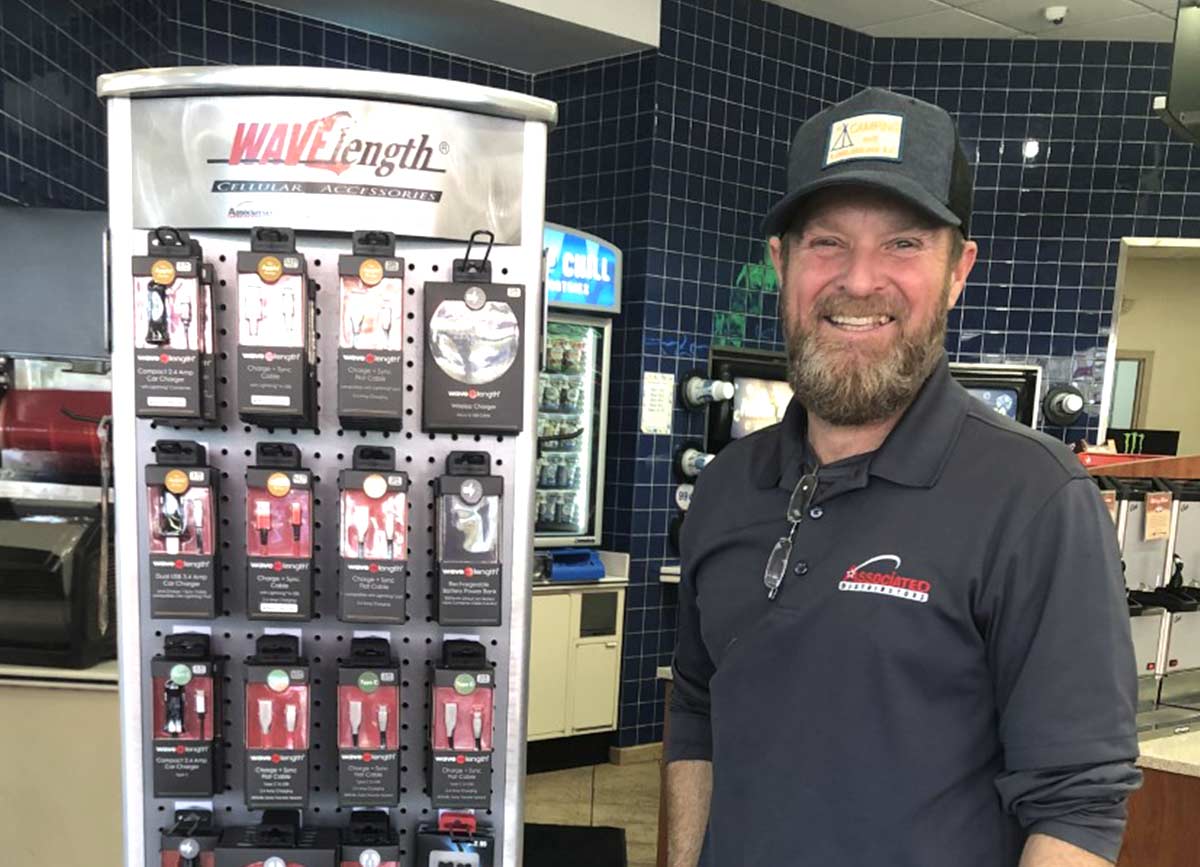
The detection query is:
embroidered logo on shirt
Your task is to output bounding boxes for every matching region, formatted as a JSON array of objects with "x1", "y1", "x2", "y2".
[{"x1": 839, "y1": 554, "x2": 931, "y2": 604}]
